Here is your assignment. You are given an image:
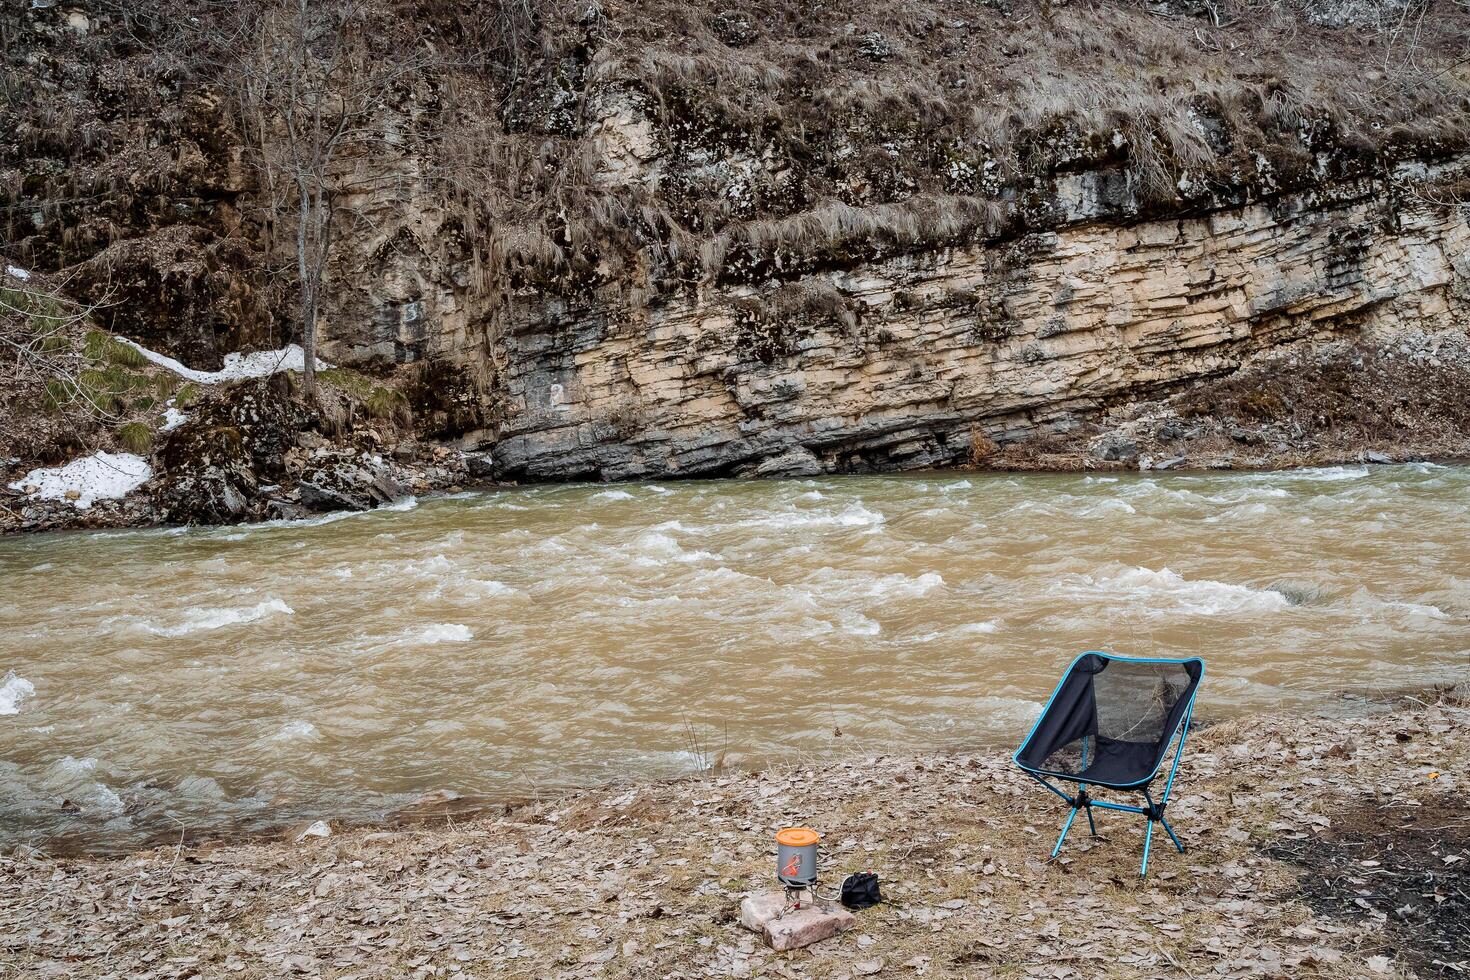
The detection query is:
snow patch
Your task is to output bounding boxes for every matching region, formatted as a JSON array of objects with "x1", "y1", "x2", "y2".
[
  {"x1": 1, "y1": 672, "x2": 35, "y2": 715},
  {"x1": 117, "y1": 339, "x2": 329, "y2": 385},
  {"x1": 160, "y1": 406, "x2": 188, "y2": 431},
  {"x1": 5, "y1": 264, "x2": 30, "y2": 280},
  {"x1": 8, "y1": 451, "x2": 151, "y2": 509}
]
